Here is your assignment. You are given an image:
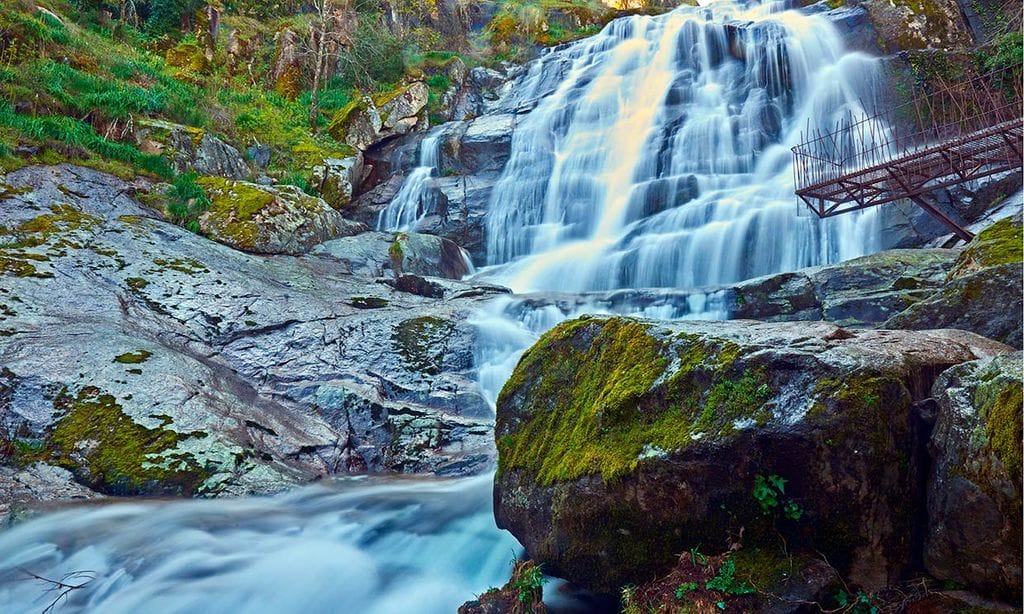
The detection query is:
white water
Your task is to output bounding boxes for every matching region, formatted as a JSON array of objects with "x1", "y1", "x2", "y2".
[
  {"x1": 0, "y1": 476, "x2": 520, "y2": 613},
  {"x1": 376, "y1": 131, "x2": 445, "y2": 231},
  {"x1": 0, "y1": 2, "x2": 888, "y2": 612},
  {"x1": 484, "y1": 0, "x2": 881, "y2": 293}
]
